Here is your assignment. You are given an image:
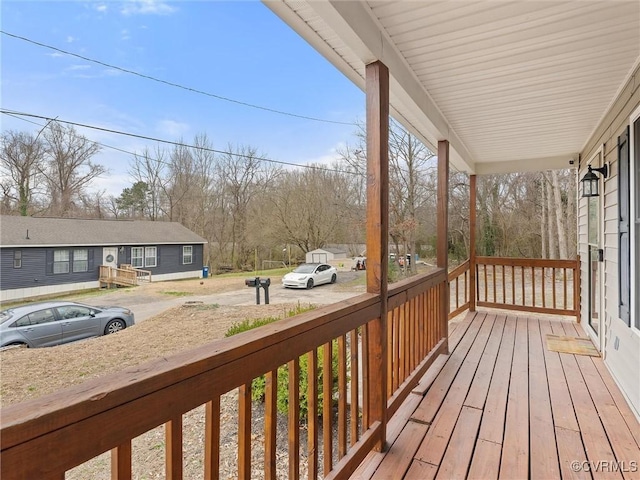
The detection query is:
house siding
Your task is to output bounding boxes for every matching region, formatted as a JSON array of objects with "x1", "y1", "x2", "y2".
[
  {"x1": 1, "y1": 244, "x2": 205, "y2": 303},
  {"x1": 116, "y1": 244, "x2": 203, "y2": 275},
  {"x1": 1, "y1": 246, "x2": 102, "y2": 291},
  {"x1": 579, "y1": 62, "x2": 640, "y2": 418}
]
